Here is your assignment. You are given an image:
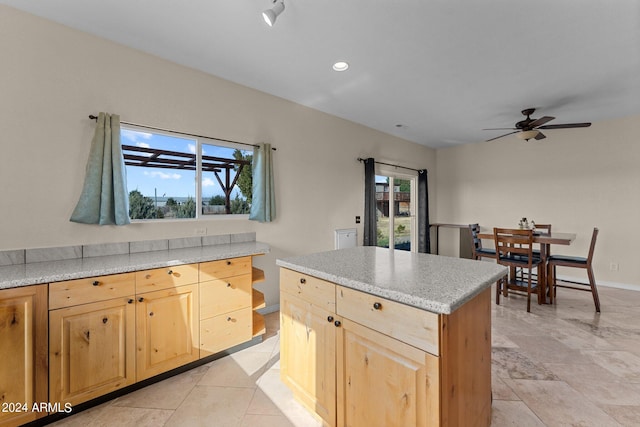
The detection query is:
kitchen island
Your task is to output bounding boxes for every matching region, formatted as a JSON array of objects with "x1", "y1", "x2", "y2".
[{"x1": 277, "y1": 246, "x2": 507, "y2": 427}]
